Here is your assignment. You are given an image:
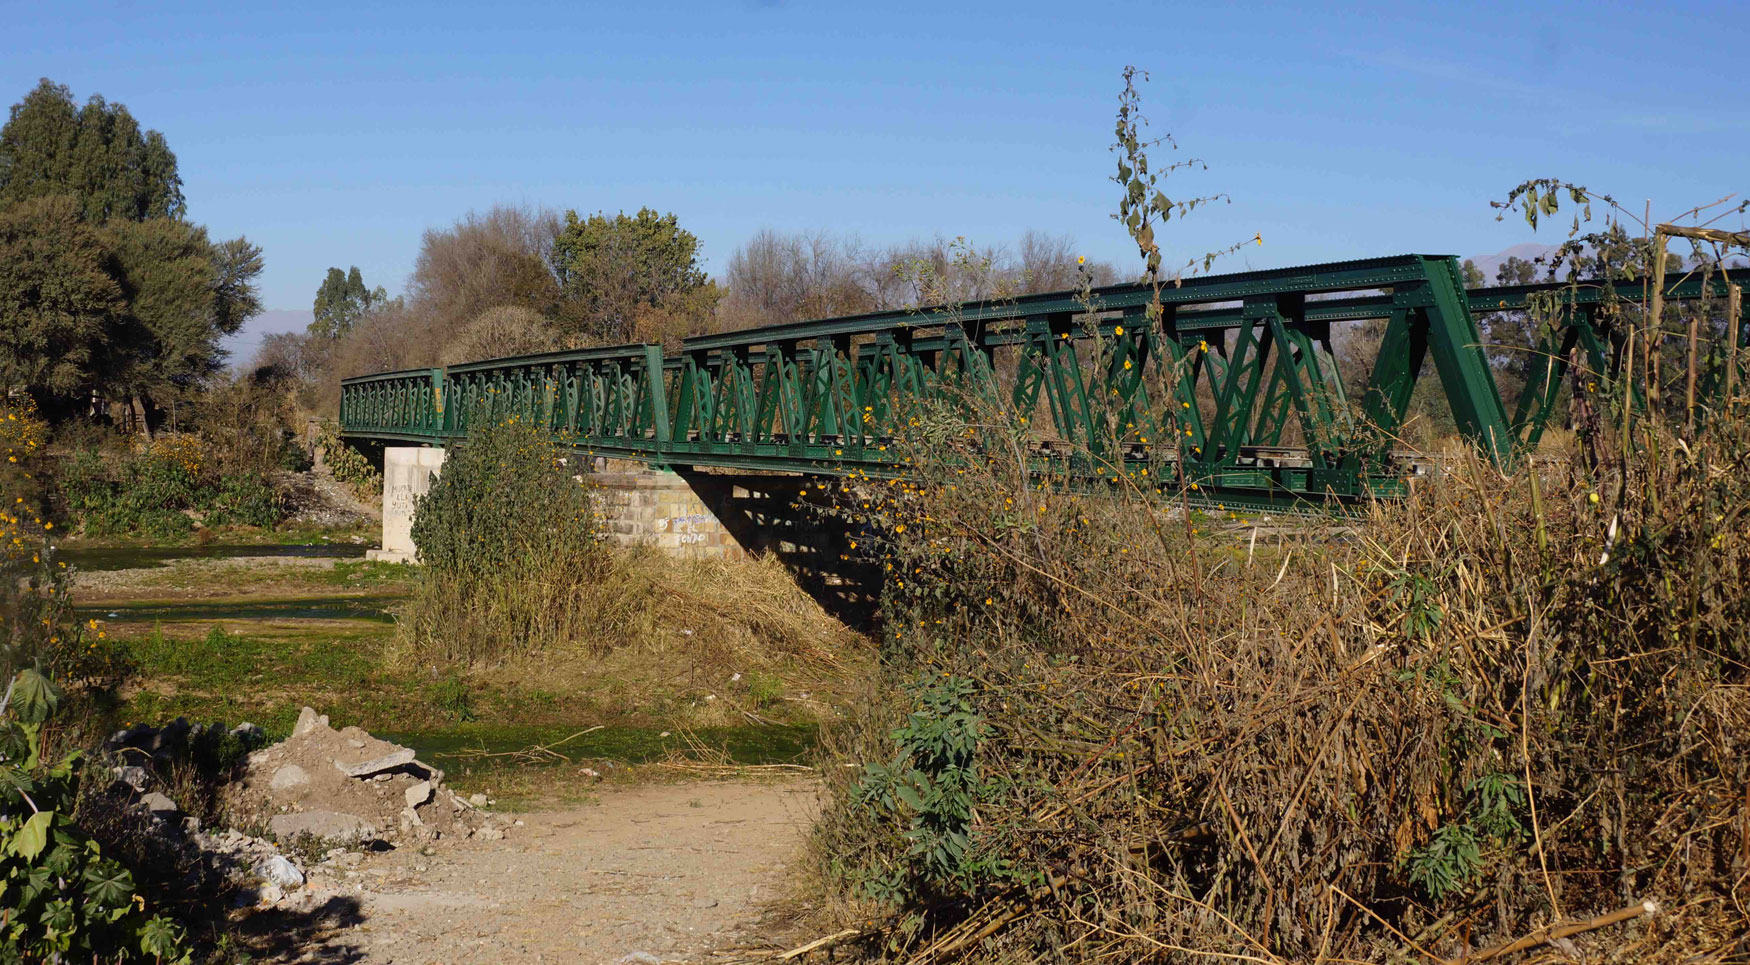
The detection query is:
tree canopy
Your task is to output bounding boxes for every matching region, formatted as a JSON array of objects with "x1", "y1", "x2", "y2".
[
  {"x1": 0, "y1": 79, "x2": 184, "y2": 222},
  {"x1": 0, "y1": 195, "x2": 122, "y2": 399},
  {"x1": 310, "y1": 266, "x2": 386, "y2": 340},
  {"x1": 0, "y1": 80, "x2": 260, "y2": 430},
  {"x1": 551, "y1": 207, "x2": 706, "y2": 342}
]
